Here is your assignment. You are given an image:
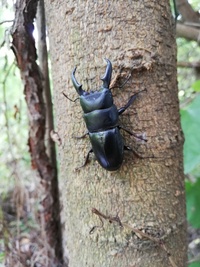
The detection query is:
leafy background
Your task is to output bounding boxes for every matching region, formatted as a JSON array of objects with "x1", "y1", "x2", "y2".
[{"x1": 1, "y1": 1, "x2": 200, "y2": 266}]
